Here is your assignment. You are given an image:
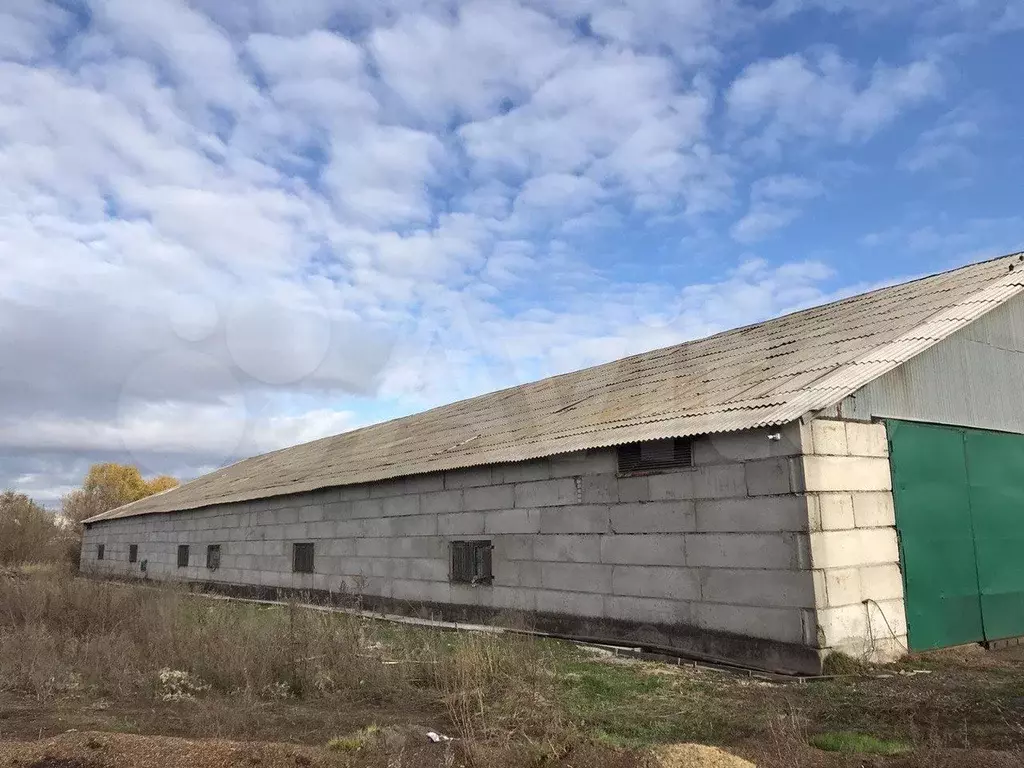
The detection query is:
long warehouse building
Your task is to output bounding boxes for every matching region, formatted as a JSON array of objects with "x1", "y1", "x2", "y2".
[{"x1": 82, "y1": 252, "x2": 1024, "y2": 673}]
